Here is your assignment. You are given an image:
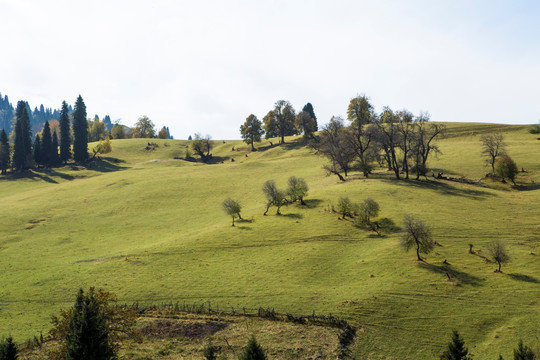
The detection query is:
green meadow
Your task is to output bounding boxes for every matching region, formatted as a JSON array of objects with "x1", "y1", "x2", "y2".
[{"x1": 1, "y1": 123, "x2": 539, "y2": 359}]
